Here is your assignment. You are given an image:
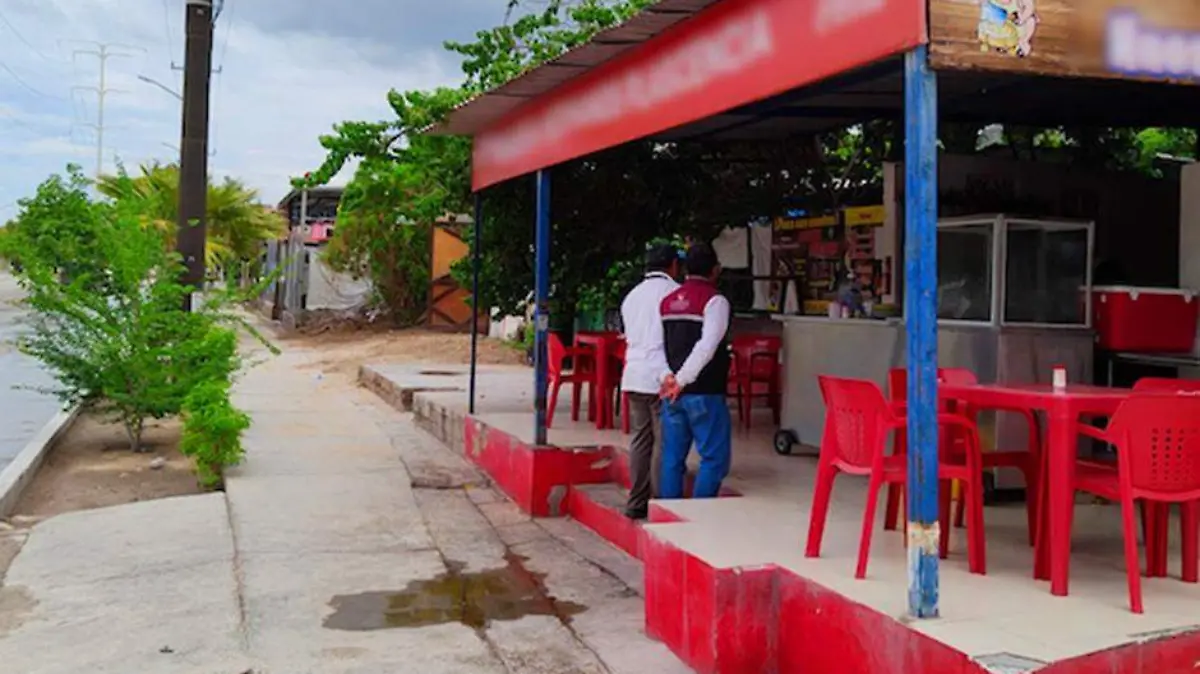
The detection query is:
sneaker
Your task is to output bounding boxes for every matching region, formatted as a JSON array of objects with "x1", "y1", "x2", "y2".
[{"x1": 624, "y1": 508, "x2": 648, "y2": 521}]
